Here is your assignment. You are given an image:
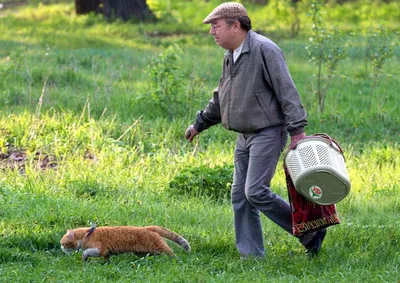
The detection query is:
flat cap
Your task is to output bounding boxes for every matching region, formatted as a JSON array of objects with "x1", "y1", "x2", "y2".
[{"x1": 203, "y1": 2, "x2": 248, "y2": 24}]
